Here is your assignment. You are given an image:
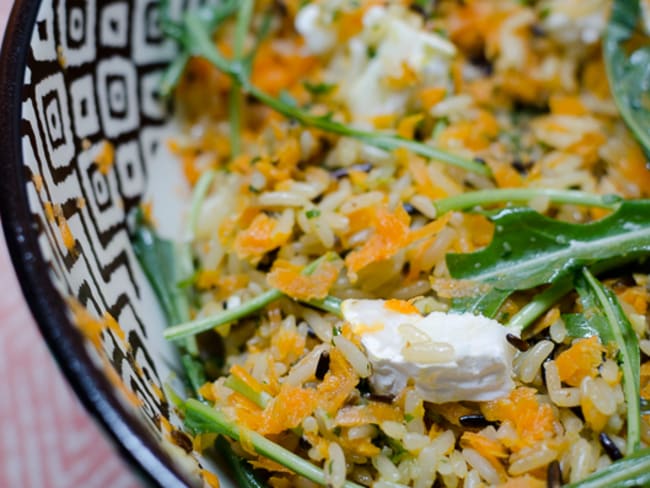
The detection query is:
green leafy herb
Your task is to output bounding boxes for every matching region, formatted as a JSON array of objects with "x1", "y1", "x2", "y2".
[
  {"x1": 214, "y1": 436, "x2": 267, "y2": 488},
  {"x1": 181, "y1": 354, "x2": 207, "y2": 398},
  {"x1": 447, "y1": 200, "x2": 650, "y2": 293},
  {"x1": 566, "y1": 448, "x2": 650, "y2": 488},
  {"x1": 184, "y1": 399, "x2": 364, "y2": 488},
  {"x1": 565, "y1": 275, "x2": 614, "y2": 344},
  {"x1": 303, "y1": 81, "x2": 337, "y2": 95},
  {"x1": 581, "y1": 269, "x2": 641, "y2": 454},
  {"x1": 604, "y1": 0, "x2": 650, "y2": 154},
  {"x1": 305, "y1": 209, "x2": 321, "y2": 219},
  {"x1": 450, "y1": 288, "x2": 510, "y2": 318},
  {"x1": 132, "y1": 210, "x2": 191, "y2": 326}
]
